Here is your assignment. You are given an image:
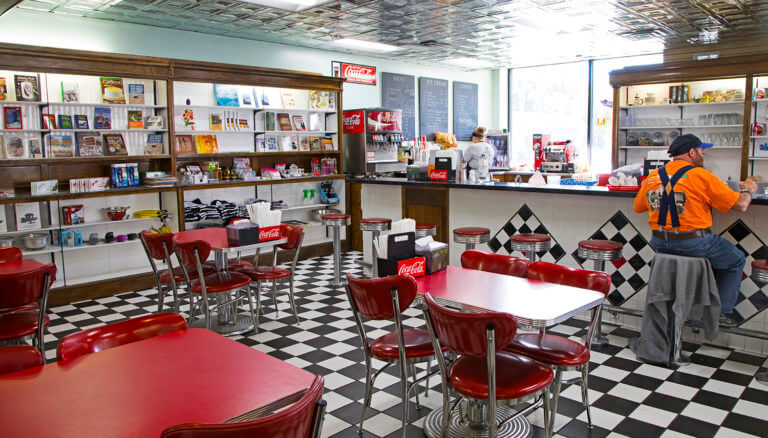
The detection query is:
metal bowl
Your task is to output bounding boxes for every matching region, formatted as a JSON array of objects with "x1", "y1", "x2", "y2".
[
  {"x1": 0, "y1": 236, "x2": 15, "y2": 248},
  {"x1": 22, "y1": 233, "x2": 49, "y2": 250},
  {"x1": 311, "y1": 208, "x2": 341, "y2": 223}
]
